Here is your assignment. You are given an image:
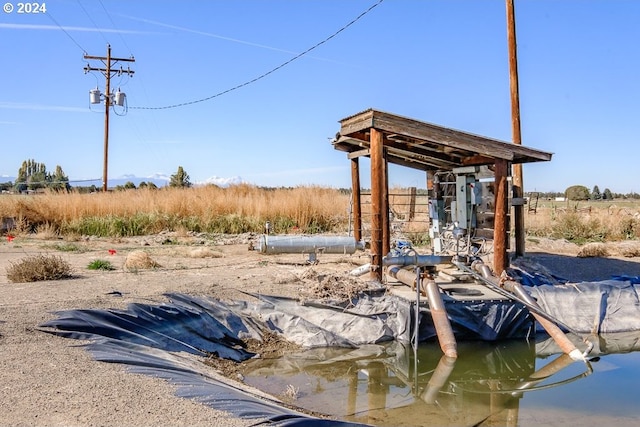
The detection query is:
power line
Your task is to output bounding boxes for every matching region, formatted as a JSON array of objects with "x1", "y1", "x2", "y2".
[
  {"x1": 45, "y1": 11, "x2": 87, "y2": 54},
  {"x1": 97, "y1": 0, "x2": 134, "y2": 57},
  {"x1": 76, "y1": 0, "x2": 109, "y2": 46},
  {"x1": 131, "y1": 0, "x2": 385, "y2": 110}
]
